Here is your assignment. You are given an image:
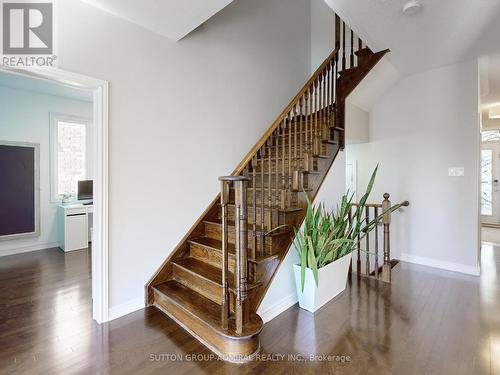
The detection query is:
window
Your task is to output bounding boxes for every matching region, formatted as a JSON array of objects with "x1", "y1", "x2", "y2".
[{"x1": 50, "y1": 115, "x2": 91, "y2": 201}]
